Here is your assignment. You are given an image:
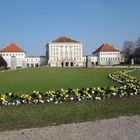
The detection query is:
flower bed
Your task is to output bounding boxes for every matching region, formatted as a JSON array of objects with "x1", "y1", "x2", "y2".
[{"x1": 0, "y1": 69, "x2": 140, "y2": 107}]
